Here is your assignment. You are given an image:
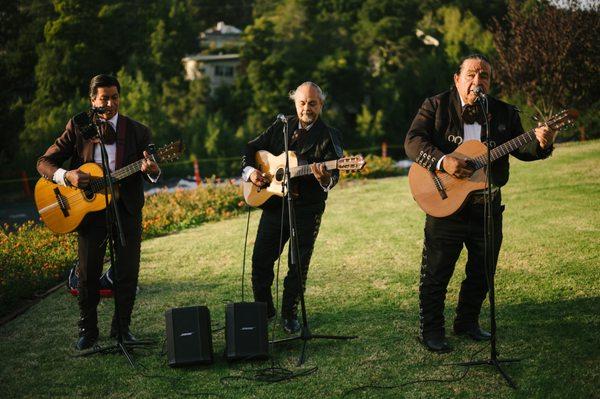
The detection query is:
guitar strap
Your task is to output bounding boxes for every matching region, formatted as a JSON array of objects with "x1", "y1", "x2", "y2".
[{"x1": 115, "y1": 116, "x2": 127, "y2": 169}]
